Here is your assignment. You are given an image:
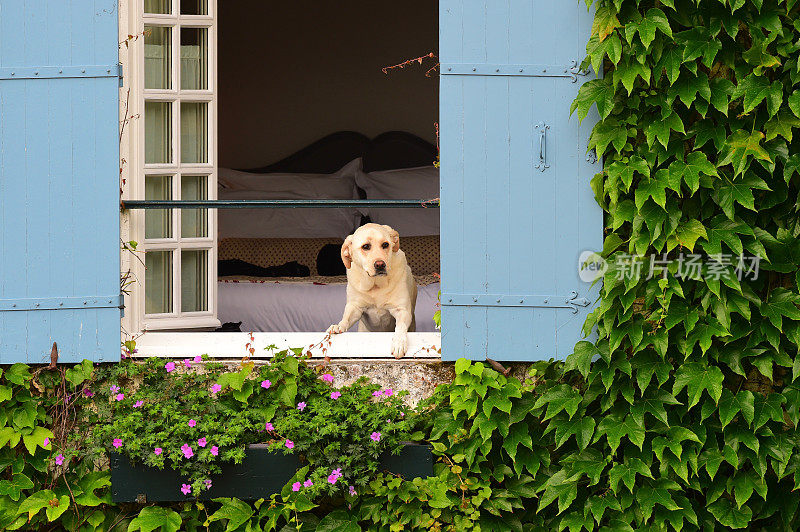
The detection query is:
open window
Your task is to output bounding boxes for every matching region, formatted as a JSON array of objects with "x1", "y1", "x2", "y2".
[{"x1": 124, "y1": 0, "x2": 442, "y2": 357}]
